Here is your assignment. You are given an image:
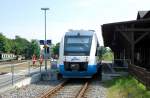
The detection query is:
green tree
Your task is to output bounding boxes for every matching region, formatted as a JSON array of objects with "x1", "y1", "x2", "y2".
[
  {"x1": 98, "y1": 46, "x2": 107, "y2": 59},
  {"x1": 98, "y1": 46, "x2": 114, "y2": 61},
  {"x1": 0, "y1": 33, "x2": 6, "y2": 52},
  {"x1": 30, "y1": 40, "x2": 40, "y2": 58},
  {"x1": 0, "y1": 33, "x2": 11, "y2": 53},
  {"x1": 14, "y1": 36, "x2": 31, "y2": 56},
  {"x1": 0, "y1": 34, "x2": 41, "y2": 59},
  {"x1": 52, "y1": 43, "x2": 59, "y2": 56}
]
